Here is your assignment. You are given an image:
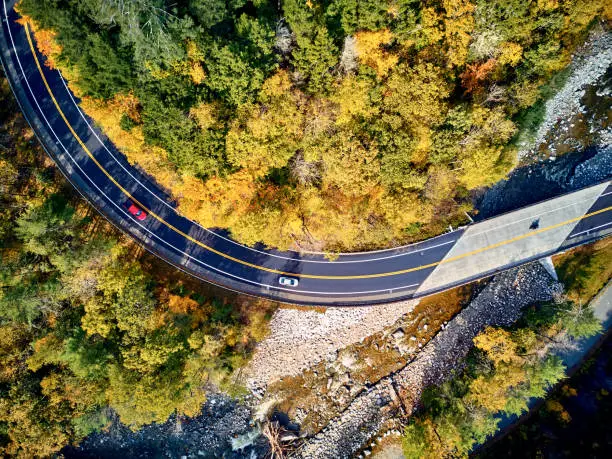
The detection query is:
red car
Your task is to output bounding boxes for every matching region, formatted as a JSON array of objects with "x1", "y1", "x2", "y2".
[{"x1": 126, "y1": 200, "x2": 147, "y2": 221}]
